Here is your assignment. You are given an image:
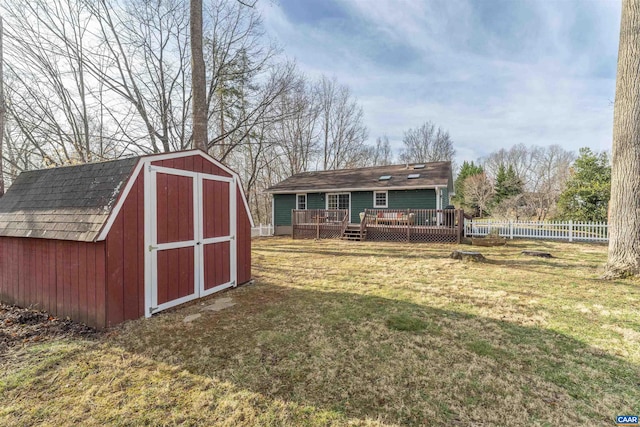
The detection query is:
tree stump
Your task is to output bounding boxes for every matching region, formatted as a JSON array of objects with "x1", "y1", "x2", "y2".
[
  {"x1": 450, "y1": 251, "x2": 486, "y2": 262},
  {"x1": 521, "y1": 250, "x2": 554, "y2": 258}
]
